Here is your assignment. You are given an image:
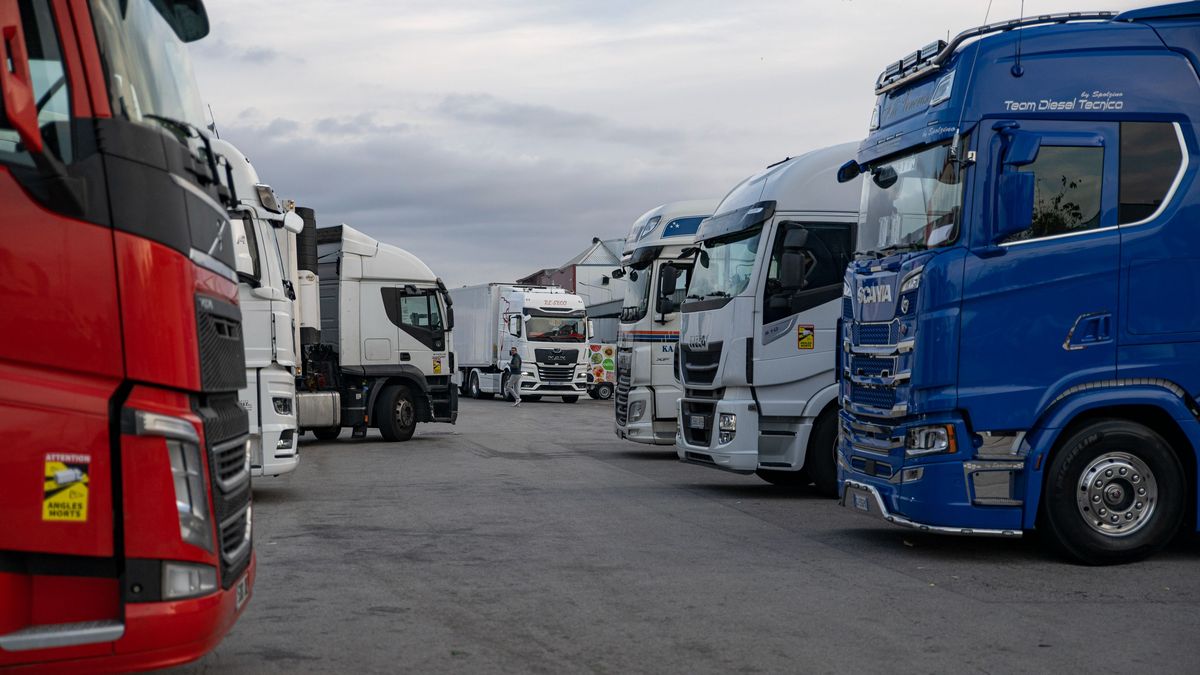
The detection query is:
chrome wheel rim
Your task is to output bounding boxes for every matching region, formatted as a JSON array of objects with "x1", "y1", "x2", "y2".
[{"x1": 1076, "y1": 451, "x2": 1157, "y2": 537}]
